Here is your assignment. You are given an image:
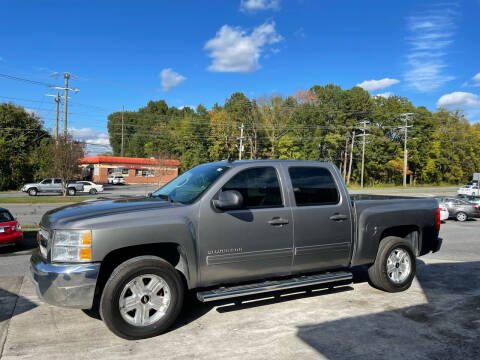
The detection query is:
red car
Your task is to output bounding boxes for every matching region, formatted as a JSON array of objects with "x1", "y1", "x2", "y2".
[{"x1": 0, "y1": 207, "x2": 23, "y2": 246}]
